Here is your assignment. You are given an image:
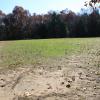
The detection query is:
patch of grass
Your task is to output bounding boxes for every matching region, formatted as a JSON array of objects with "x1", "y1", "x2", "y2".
[{"x1": 1, "y1": 38, "x2": 100, "y2": 68}]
